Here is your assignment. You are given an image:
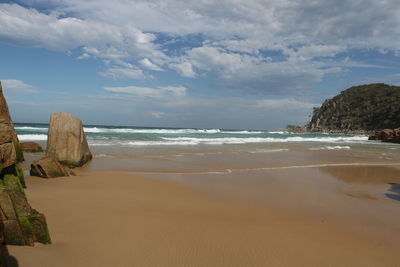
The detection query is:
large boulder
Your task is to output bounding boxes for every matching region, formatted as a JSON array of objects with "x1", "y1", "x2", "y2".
[
  {"x1": 46, "y1": 112, "x2": 92, "y2": 167},
  {"x1": 20, "y1": 142, "x2": 43, "y2": 153},
  {"x1": 0, "y1": 80, "x2": 51, "y2": 246},
  {"x1": 0, "y1": 82, "x2": 23, "y2": 163},
  {"x1": 30, "y1": 157, "x2": 74, "y2": 178}
]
